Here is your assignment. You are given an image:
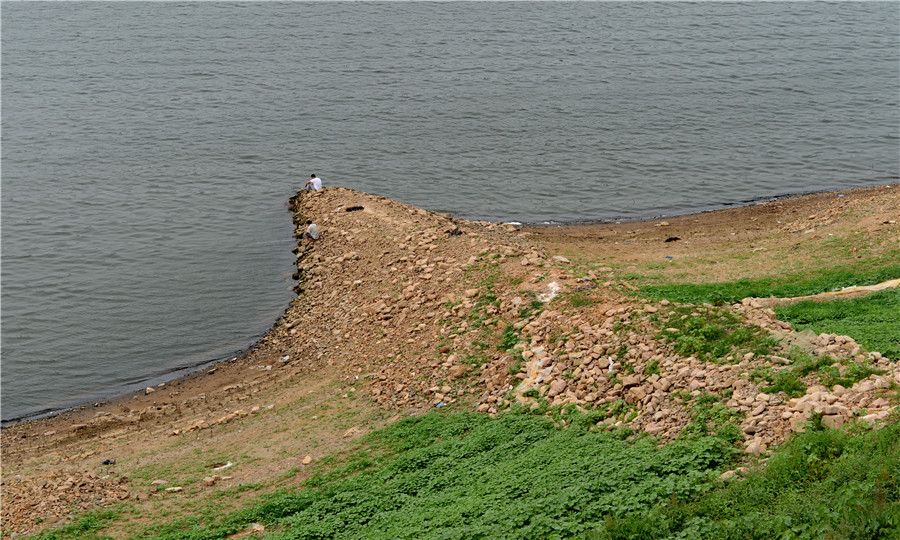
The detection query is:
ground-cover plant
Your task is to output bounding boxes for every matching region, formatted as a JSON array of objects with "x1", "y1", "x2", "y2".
[
  {"x1": 560, "y1": 290, "x2": 600, "y2": 308},
  {"x1": 638, "y1": 264, "x2": 900, "y2": 306},
  {"x1": 28, "y1": 509, "x2": 122, "y2": 540},
  {"x1": 776, "y1": 289, "x2": 900, "y2": 360},
  {"x1": 818, "y1": 362, "x2": 885, "y2": 390},
  {"x1": 679, "y1": 392, "x2": 744, "y2": 444},
  {"x1": 128, "y1": 410, "x2": 739, "y2": 540},
  {"x1": 497, "y1": 323, "x2": 520, "y2": 351},
  {"x1": 759, "y1": 368, "x2": 807, "y2": 397},
  {"x1": 751, "y1": 349, "x2": 885, "y2": 396},
  {"x1": 593, "y1": 415, "x2": 900, "y2": 540},
  {"x1": 657, "y1": 305, "x2": 776, "y2": 363}
]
